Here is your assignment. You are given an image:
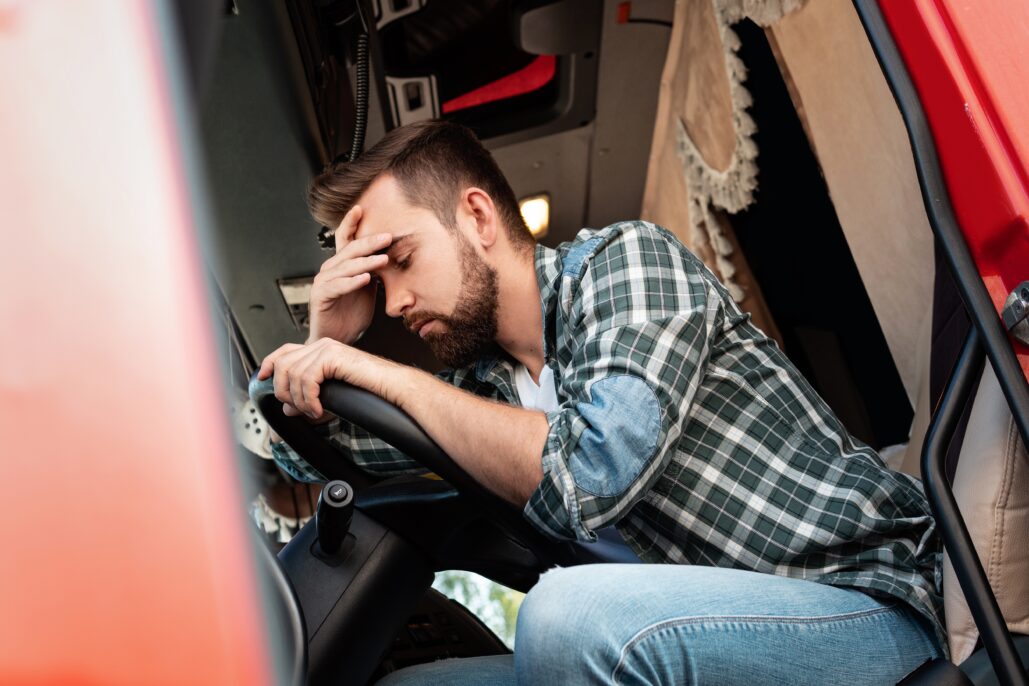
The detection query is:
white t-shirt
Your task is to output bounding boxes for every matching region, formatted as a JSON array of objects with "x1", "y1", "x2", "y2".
[{"x1": 513, "y1": 363, "x2": 560, "y2": 413}]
